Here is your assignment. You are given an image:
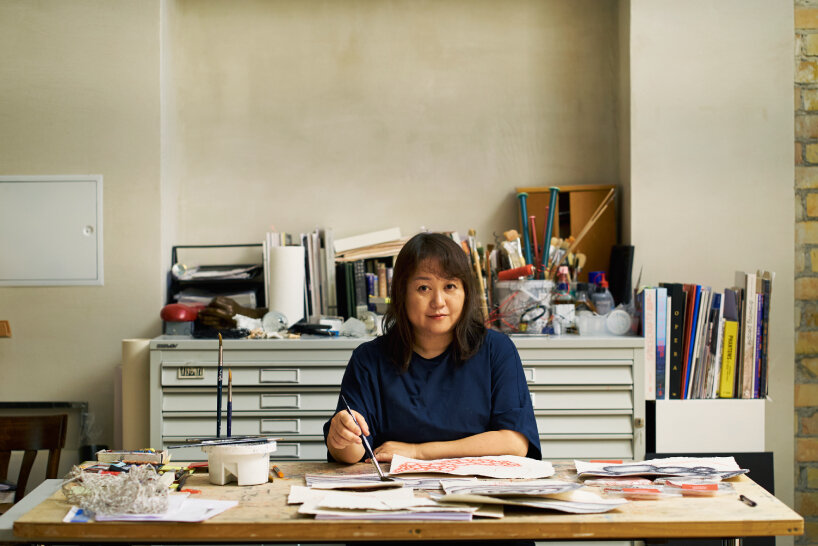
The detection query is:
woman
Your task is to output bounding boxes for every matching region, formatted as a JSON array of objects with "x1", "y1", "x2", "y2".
[{"x1": 324, "y1": 232, "x2": 541, "y2": 464}]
